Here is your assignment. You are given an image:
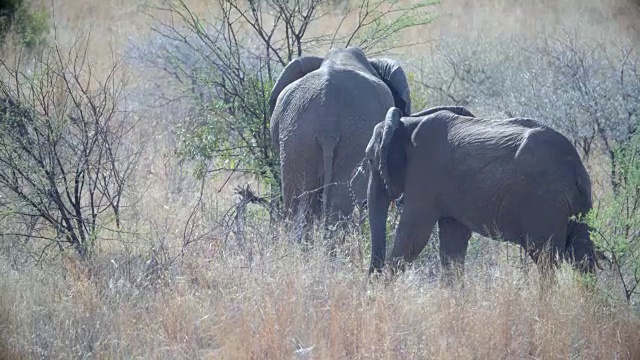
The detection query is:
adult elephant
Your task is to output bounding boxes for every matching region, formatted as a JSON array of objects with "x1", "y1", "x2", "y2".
[
  {"x1": 365, "y1": 106, "x2": 603, "y2": 281},
  {"x1": 269, "y1": 47, "x2": 411, "y2": 228}
]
